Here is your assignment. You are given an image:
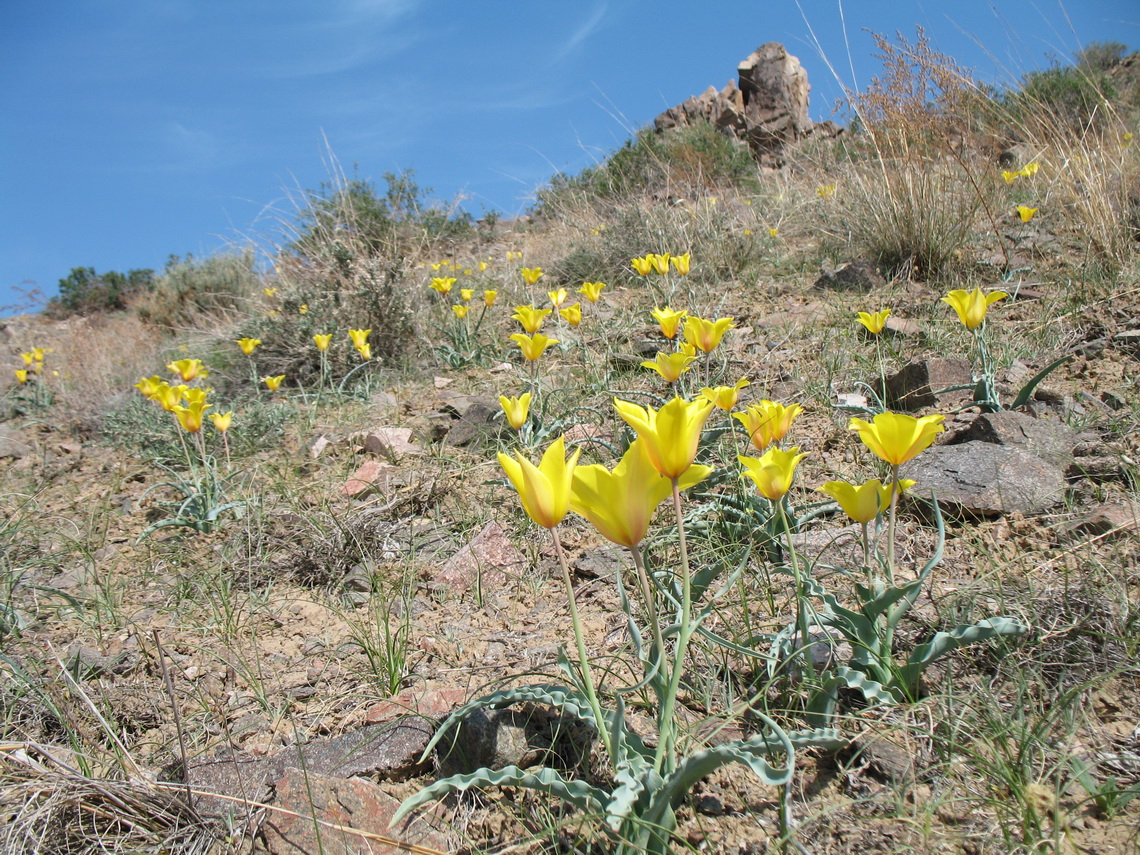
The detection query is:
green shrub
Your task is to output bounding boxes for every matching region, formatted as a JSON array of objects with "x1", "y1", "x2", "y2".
[
  {"x1": 134, "y1": 250, "x2": 261, "y2": 328},
  {"x1": 47, "y1": 267, "x2": 155, "y2": 317}
]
